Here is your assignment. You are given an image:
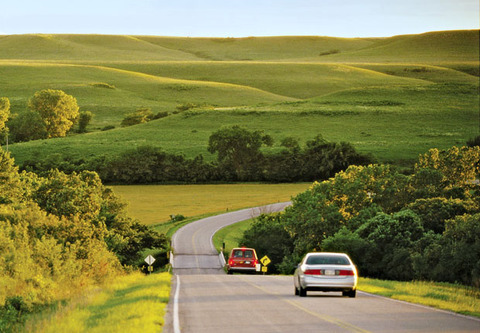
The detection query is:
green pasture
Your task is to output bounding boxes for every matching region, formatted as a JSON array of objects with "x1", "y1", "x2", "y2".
[
  {"x1": 110, "y1": 183, "x2": 310, "y2": 226},
  {"x1": 100, "y1": 61, "x2": 428, "y2": 99},
  {"x1": 1, "y1": 30, "x2": 479, "y2": 168},
  {"x1": 0, "y1": 62, "x2": 291, "y2": 128},
  {"x1": 8, "y1": 82, "x2": 478, "y2": 166}
]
